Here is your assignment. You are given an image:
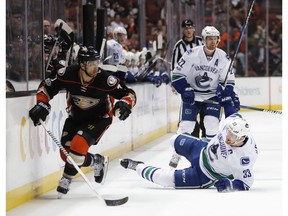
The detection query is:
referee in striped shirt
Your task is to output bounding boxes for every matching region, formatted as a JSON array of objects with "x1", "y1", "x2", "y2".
[
  {"x1": 171, "y1": 19, "x2": 205, "y2": 139},
  {"x1": 171, "y1": 19, "x2": 203, "y2": 71}
]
